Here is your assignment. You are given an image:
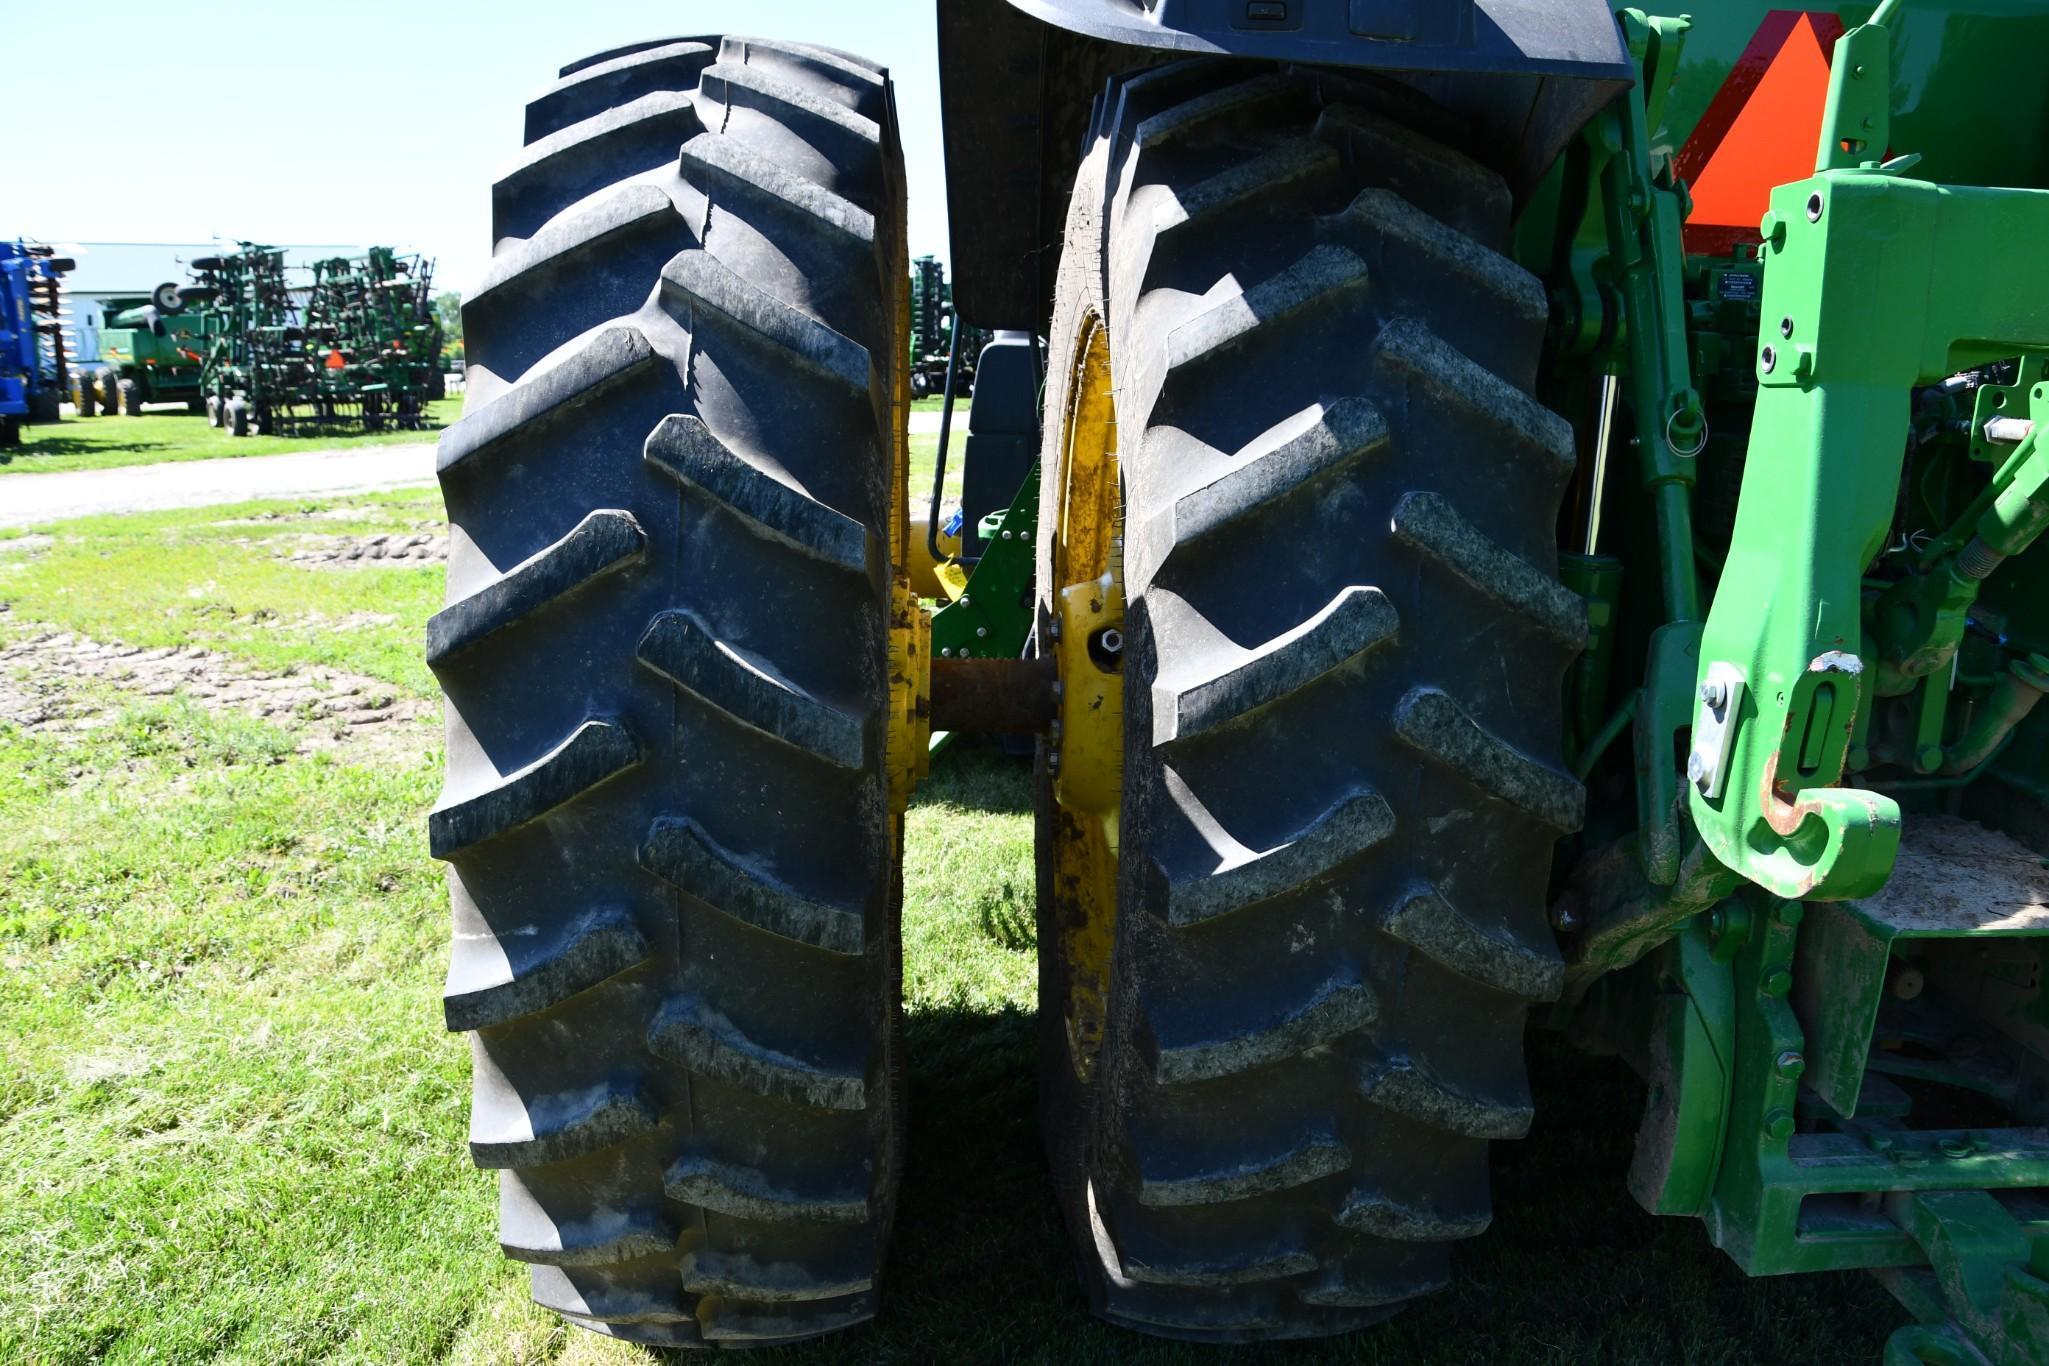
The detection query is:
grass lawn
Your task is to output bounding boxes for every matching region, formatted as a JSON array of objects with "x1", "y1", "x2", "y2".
[
  {"x1": 907, "y1": 431, "x2": 965, "y2": 515},
  {"x1": 2, "y1": 400, "x2": 461, "y2": 477},
  {"x1": 0, "y1": 493, "x2": 1902, "y2": 1363}
]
